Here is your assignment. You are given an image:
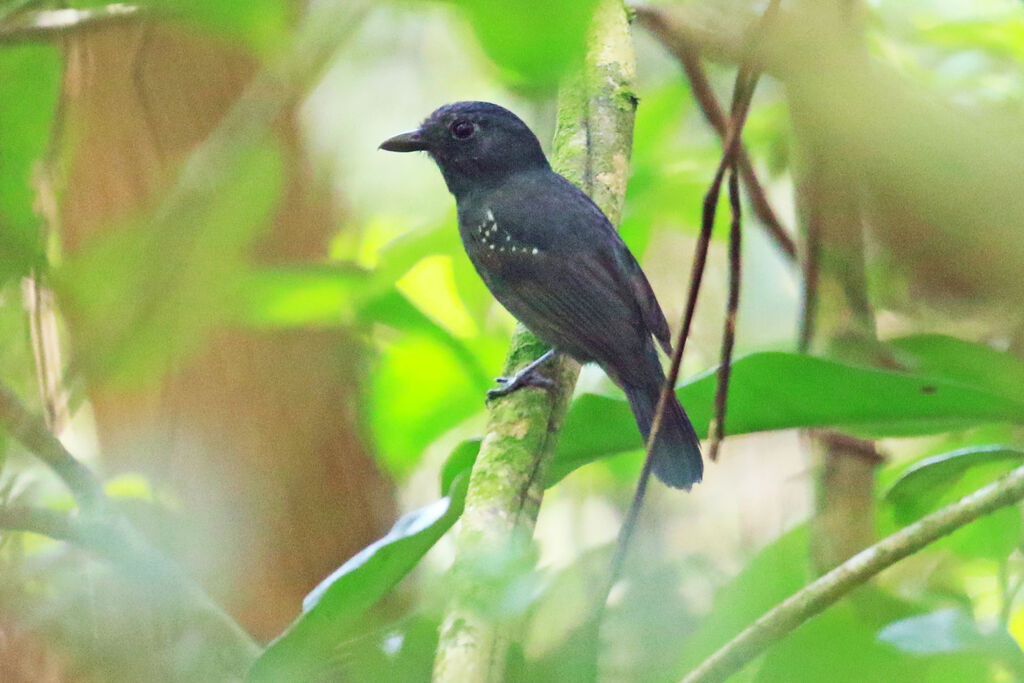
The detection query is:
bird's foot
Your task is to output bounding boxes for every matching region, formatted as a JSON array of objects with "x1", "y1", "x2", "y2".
[{"x1": 486, "y1": 349, "x2": 558, "y2": 402}]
